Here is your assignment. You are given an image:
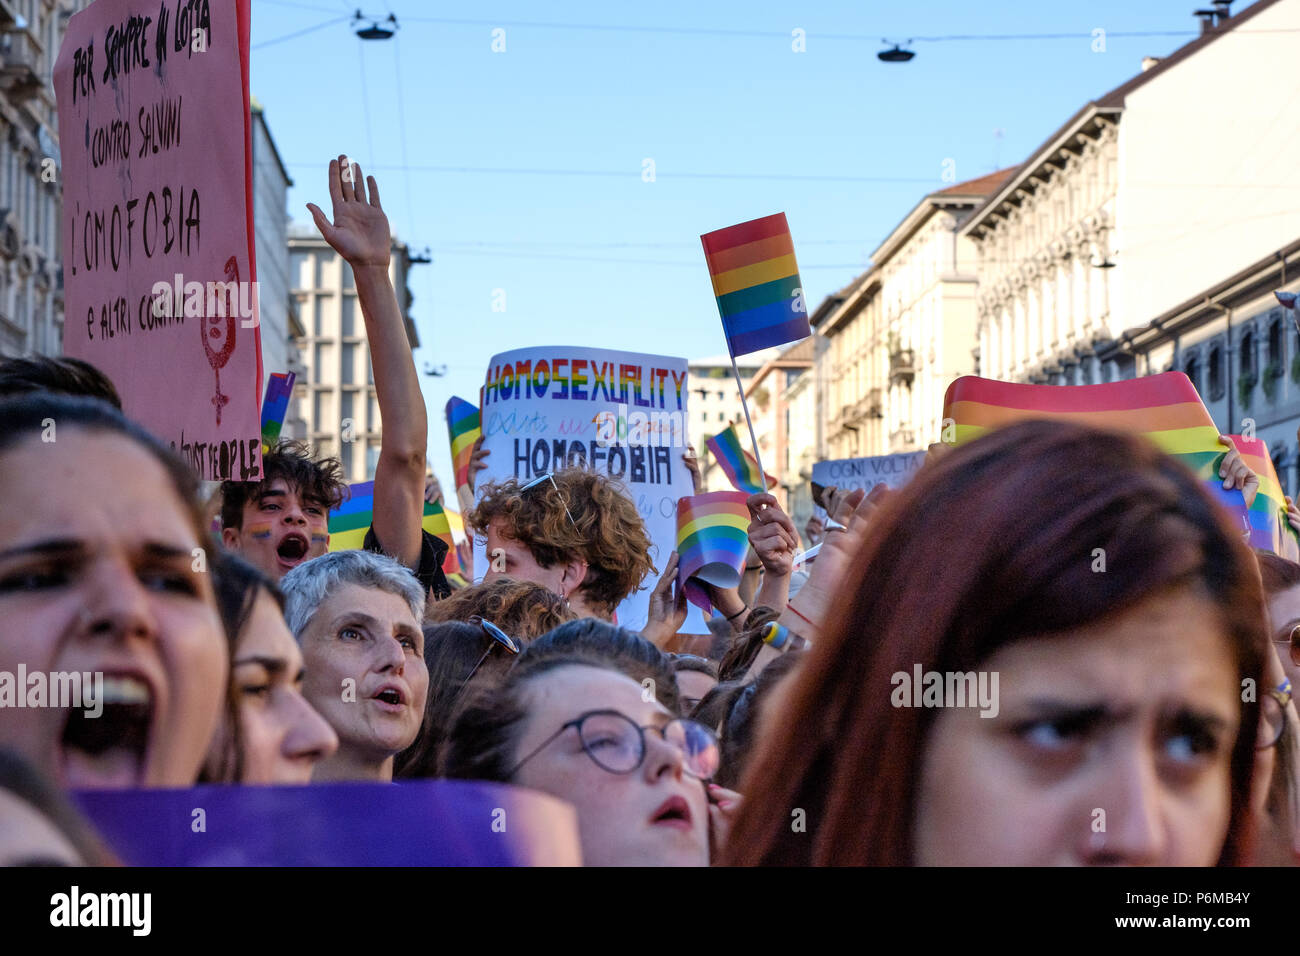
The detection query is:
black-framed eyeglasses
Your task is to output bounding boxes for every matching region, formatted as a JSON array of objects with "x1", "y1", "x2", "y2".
[
  {"x1": 505, "y1": 708, "x2": 720, "y2": 781},
  {"x1": 1257, "y1": 677, "x2": 1292, "y2": 751},
  {"x1": 461, "y1": 616, "x2": 520, "y2": 691},
  {"x1": 519, "y1": 472, "x2": 579, "y2": 529}
]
